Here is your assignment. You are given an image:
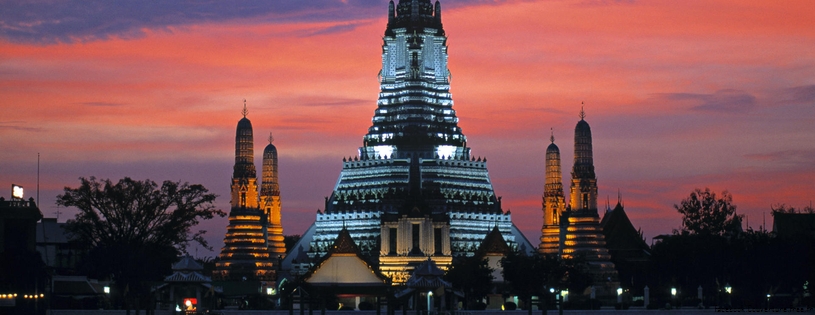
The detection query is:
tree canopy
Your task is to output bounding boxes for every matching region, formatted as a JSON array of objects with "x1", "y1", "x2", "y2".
[
  {"x1": 674, "y1": 188, "x2": 742, "y2": 236},
  {"x1": 501, "y1": 252, "x2": 592, "y2": 312},
  {"x1": 444, "y1": 255, "x2": 493, "y2": 309},
  {"x1": 58, "y1": 177, "x2": 225, "y2": 311}
]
